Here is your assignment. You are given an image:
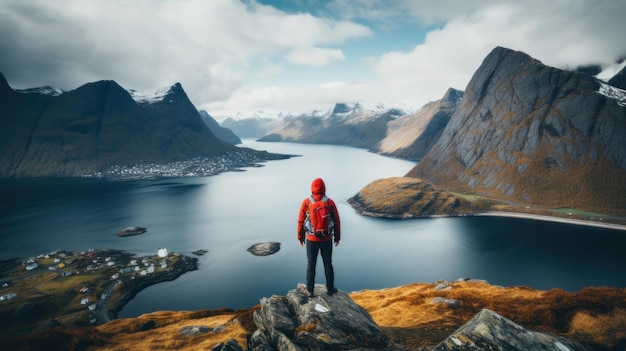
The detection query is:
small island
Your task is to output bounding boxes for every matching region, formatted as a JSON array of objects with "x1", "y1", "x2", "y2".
[
  {"x1": 116, "y1": 226, "x2": 147, "y2": 237},
  {"x1": 247, "y1": 242, "x2": 281, "y2": 256}
]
